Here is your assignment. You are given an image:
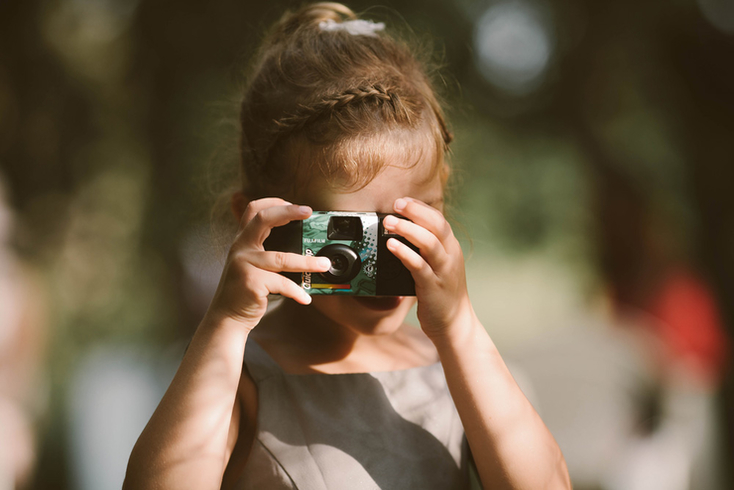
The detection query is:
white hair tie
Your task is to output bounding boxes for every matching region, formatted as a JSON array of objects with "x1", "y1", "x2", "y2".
[{"x1": 319, "y1": 18, "x2": 385, "y2": 37}]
